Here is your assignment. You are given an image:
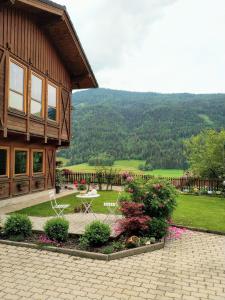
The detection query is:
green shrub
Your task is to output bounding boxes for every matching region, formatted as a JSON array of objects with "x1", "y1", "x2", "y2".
[
  {"x1": 148, "y1": 218, "x2": 169, "y2": 240},
  {"x1": 102, "y1": 245, "x2": 114, "y2": 254},
  {"x1": 44, "y1": 218, "x2": 69, "y2": 242},
  {"x1": 143, "y1": 179, "x2": 177, "y2": 218},
  {"x1": 4, "y1": 214, "x2": 32, "y2": 239},
  {"x1": 80, "y1": 221, "x2": 111, "y2": 247}
]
